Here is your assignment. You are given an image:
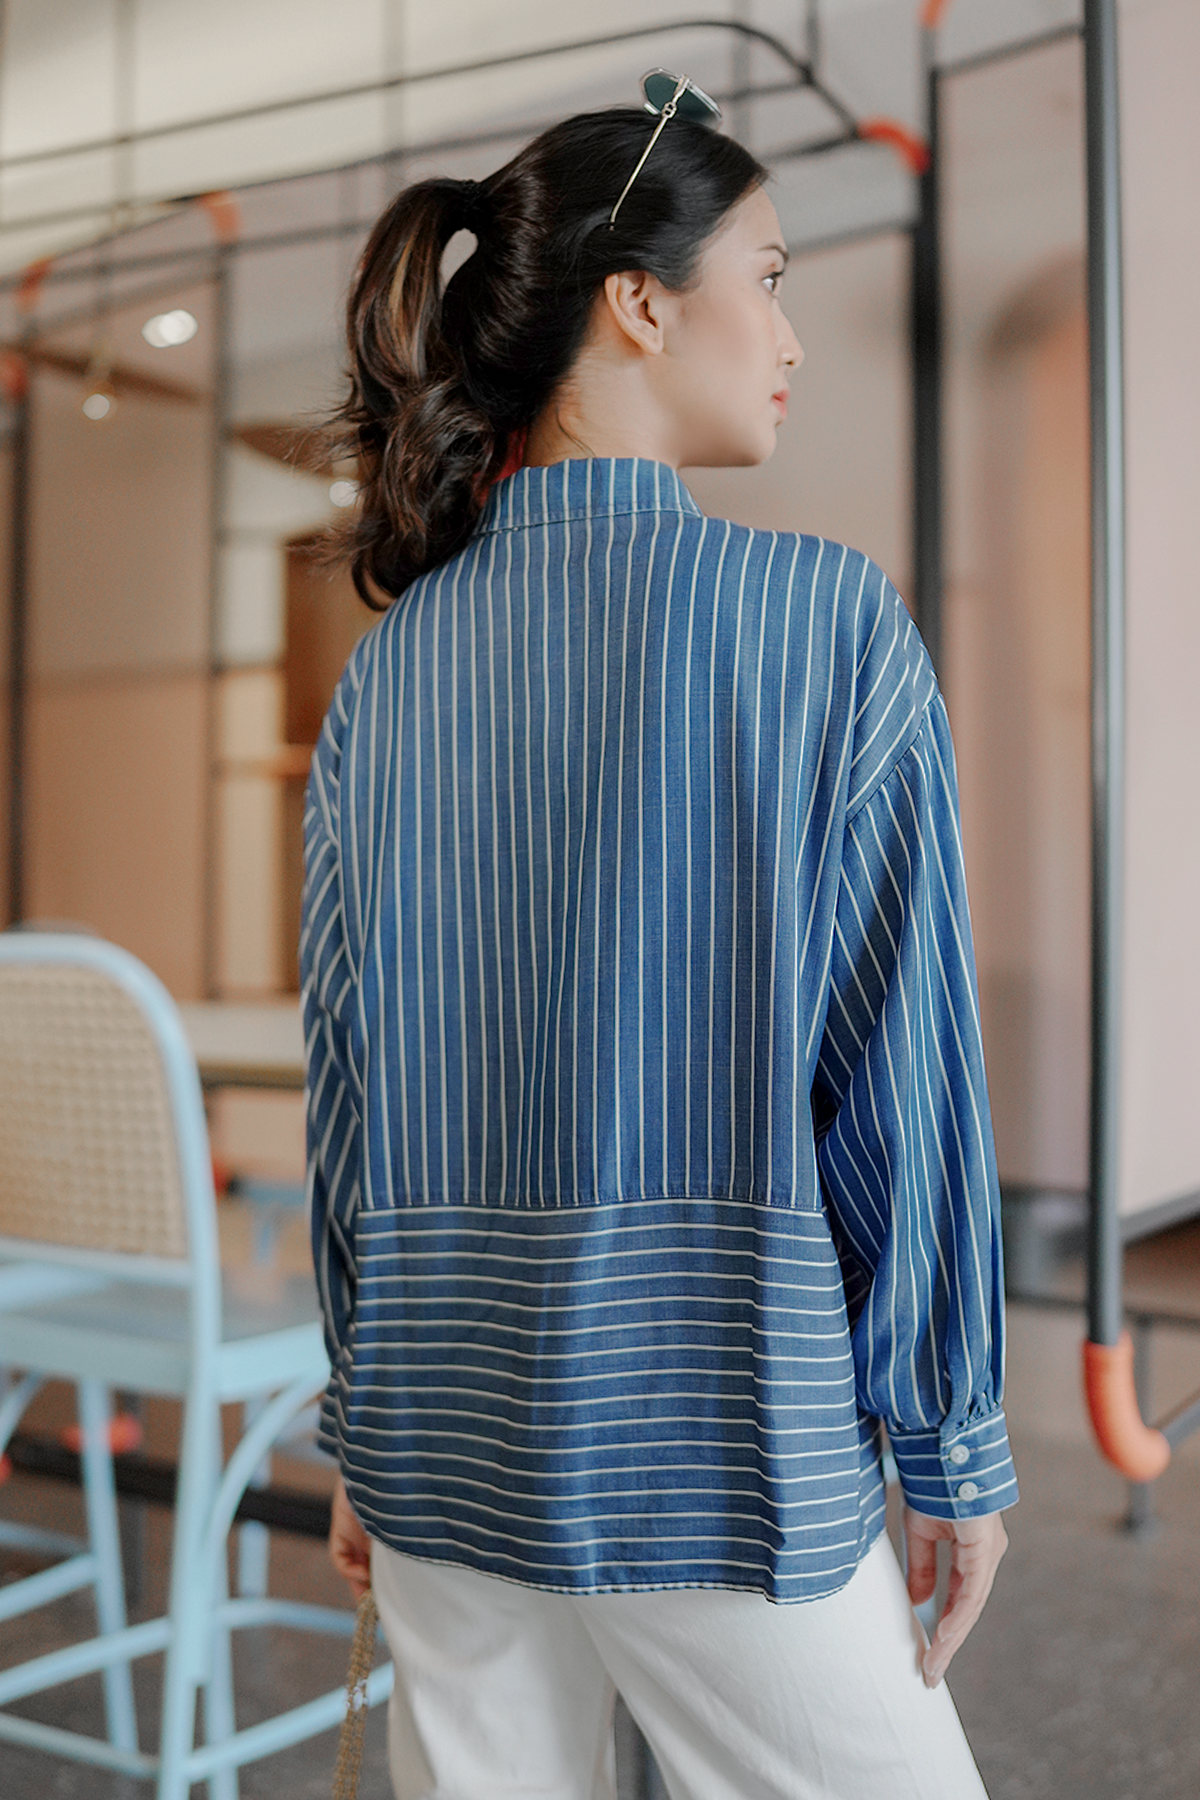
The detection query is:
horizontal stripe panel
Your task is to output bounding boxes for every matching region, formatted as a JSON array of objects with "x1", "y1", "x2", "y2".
[{"x1": 333, "y1": 1198, "x2": 883, "y2": 1599}]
